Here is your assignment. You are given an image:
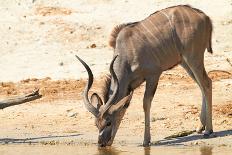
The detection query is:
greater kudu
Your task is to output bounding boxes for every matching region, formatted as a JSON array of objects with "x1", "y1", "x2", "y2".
[{"x1": 77, "y1": 5, "x2": 213, "y2": 147}]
